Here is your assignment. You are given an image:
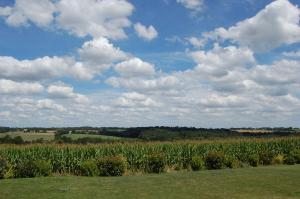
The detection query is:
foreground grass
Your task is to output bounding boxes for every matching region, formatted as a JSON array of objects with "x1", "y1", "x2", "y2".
[{"x1": 1, "y1": 165, "x2": 300, "y2": 199}]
